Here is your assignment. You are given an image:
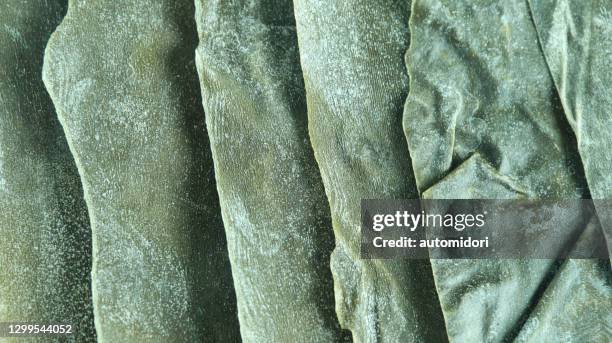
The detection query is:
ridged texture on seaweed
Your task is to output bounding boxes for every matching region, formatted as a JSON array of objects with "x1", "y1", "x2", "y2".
[
  {"x1": 42, "y1": 1, "x2": 239, "y2": 341},
  {"x1": 194, "y1": 1, "x2": 346, "y2": 342},
  {"x1": 294, "y1": 1, "x2": 448, "y2": 342}
]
